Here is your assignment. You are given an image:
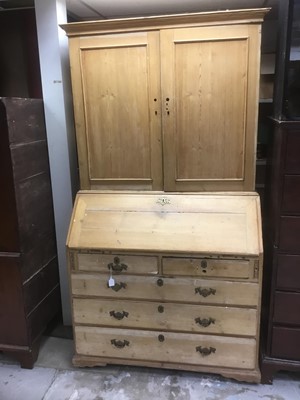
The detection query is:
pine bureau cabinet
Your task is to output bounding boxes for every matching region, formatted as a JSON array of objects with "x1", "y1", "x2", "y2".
[
  {"x1": 61, "y1": 8, "x2": 269, "y2": 192},
  {"x1": 67, "y1": 191, "x2": 263, "y2": 382}
]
